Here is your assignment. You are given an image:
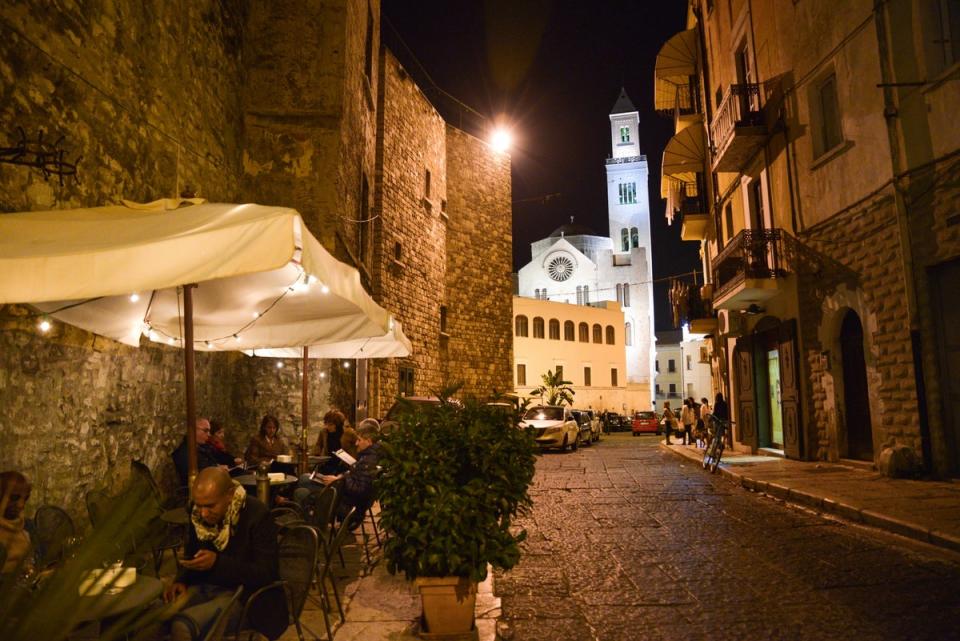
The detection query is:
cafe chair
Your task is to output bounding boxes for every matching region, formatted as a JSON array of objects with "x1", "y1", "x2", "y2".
[
  {"x1": 169, "y1": 585, "x2": 244, "y2": 641},
  {"x1": 30, "y1": 504, "x2": 75, "y2": 568},
  {"x1": 233, "y1": 524, "x2": 319, "y2": 641},
  {"x1": 269, "y1": 506, "x2": 304, "y2": 530},
  {"x1": 314, "y1": 506, "x2": 357, "y2": 632}
]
